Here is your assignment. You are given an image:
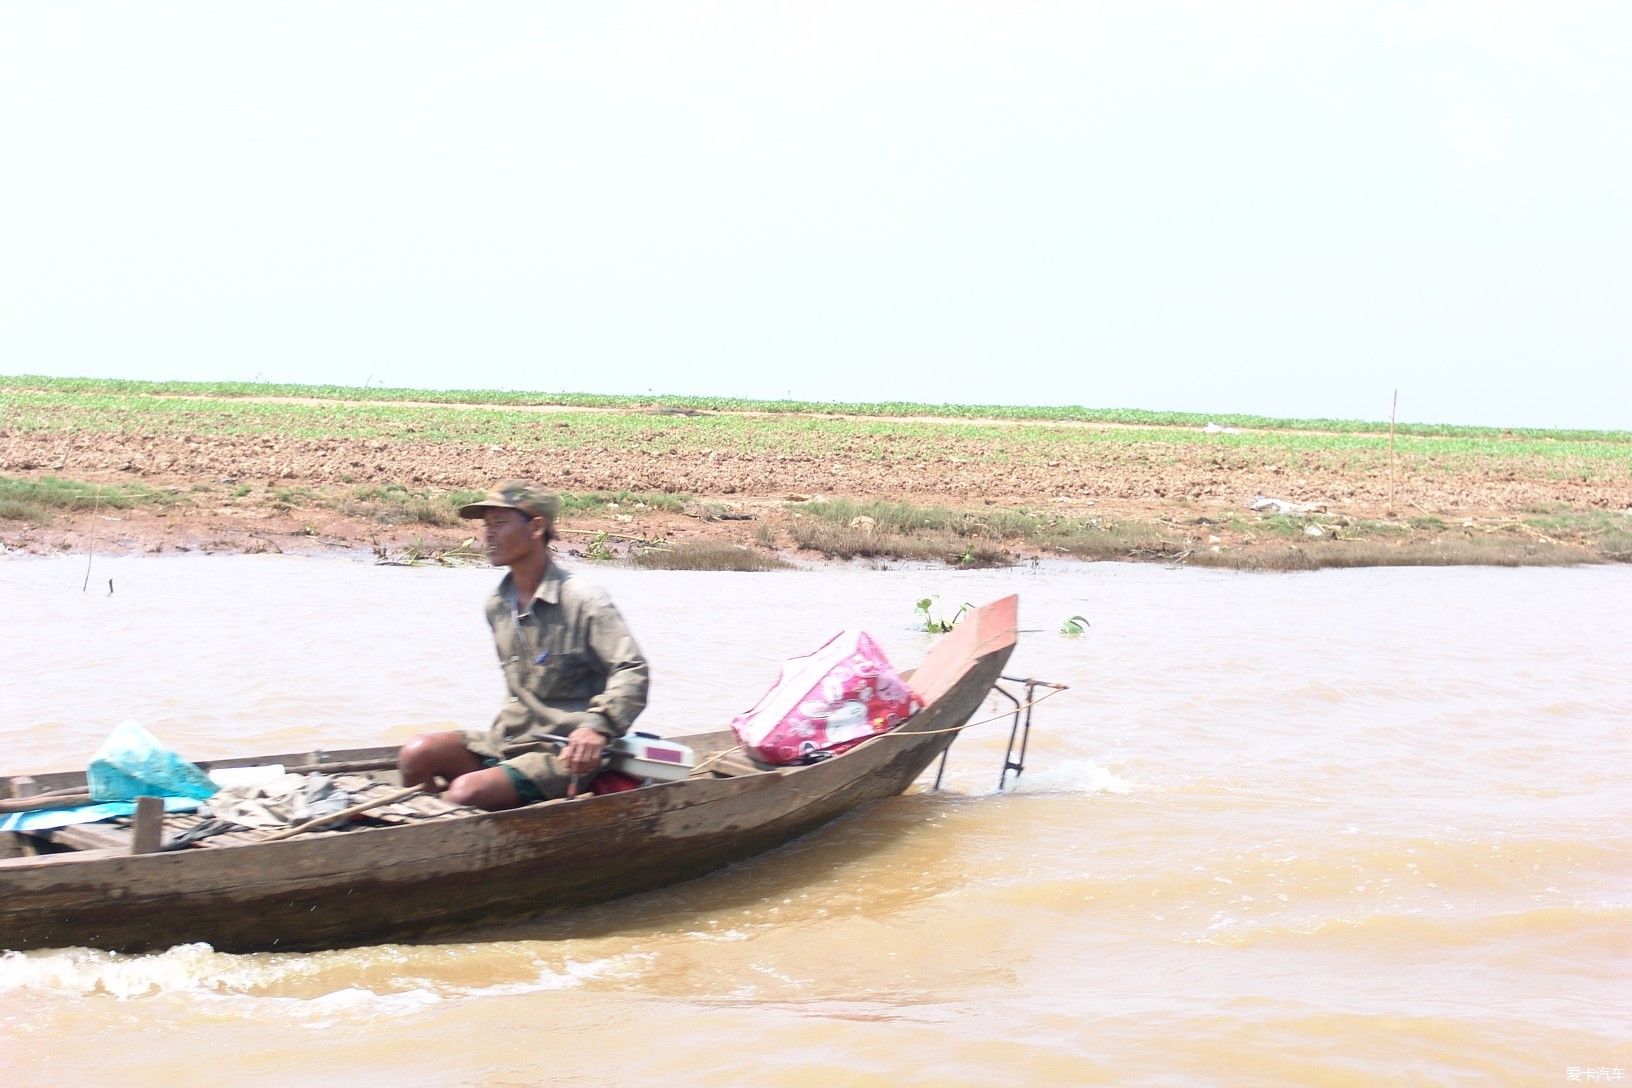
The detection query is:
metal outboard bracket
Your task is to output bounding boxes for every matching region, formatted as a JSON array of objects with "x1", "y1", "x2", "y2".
[
  {"x1": 993, "y1": 676, "x2": 1068, "y2": 791},
  {"x1": 930, "y1": 675, "x2": 1068, "y2": 792}
]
